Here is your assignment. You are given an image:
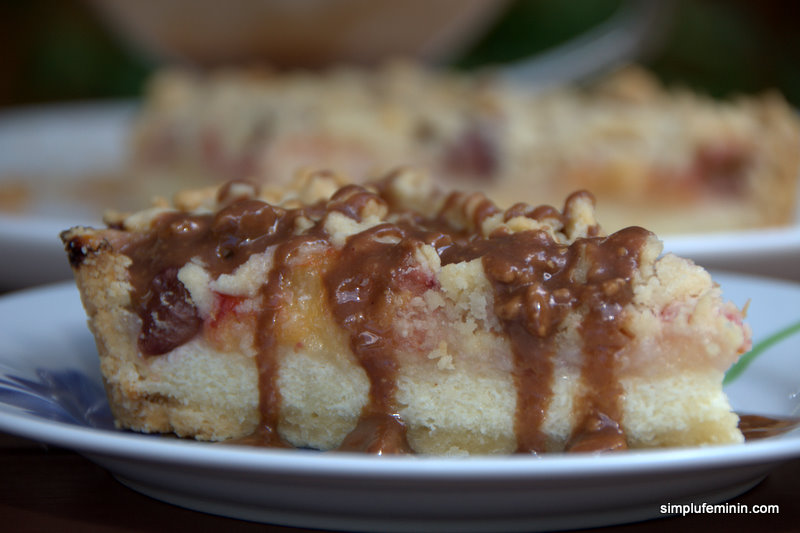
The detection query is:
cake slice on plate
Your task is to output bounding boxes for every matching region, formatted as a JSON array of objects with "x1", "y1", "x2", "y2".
[{"x1": 62, "y1": 169, "x2": 751, "y2": 455}]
